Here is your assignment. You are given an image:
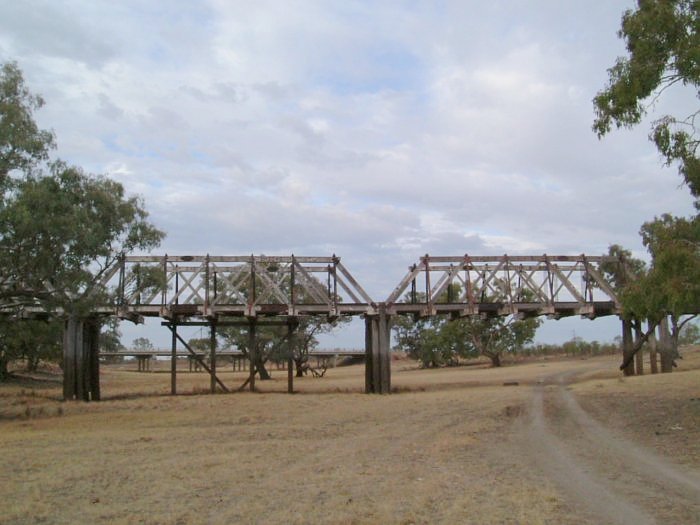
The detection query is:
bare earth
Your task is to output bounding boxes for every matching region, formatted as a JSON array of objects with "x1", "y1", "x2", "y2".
[{"x1": 1, "y1": 348, "x2": 699, "y2": 524}]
